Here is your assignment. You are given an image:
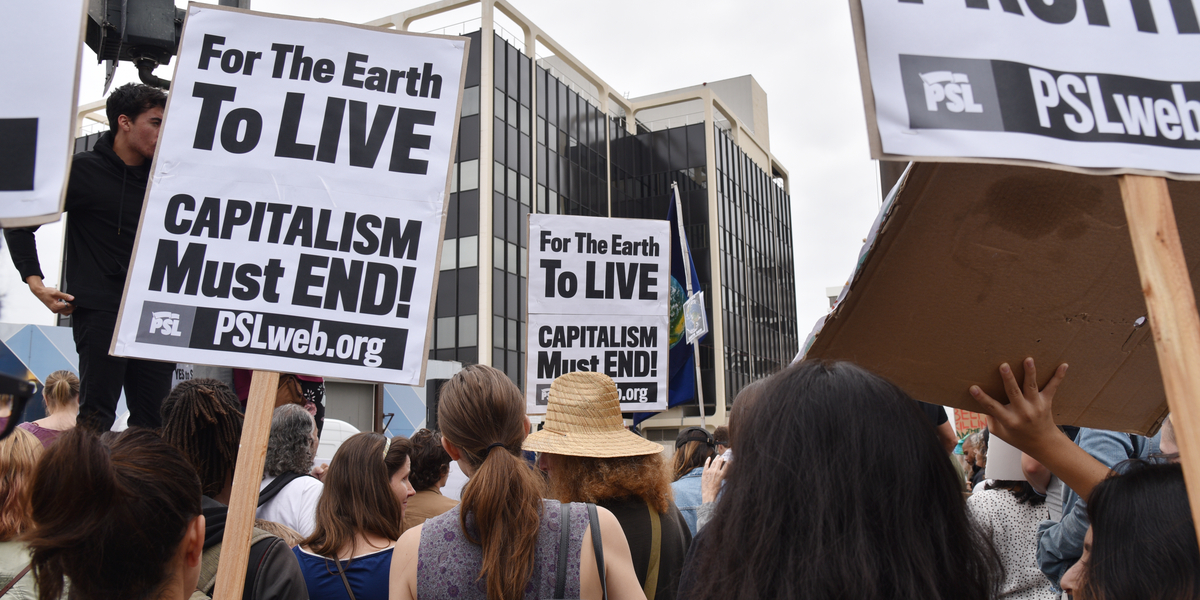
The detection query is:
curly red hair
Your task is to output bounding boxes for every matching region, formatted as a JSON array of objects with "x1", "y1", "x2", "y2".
[{"x1": 547, "y1": 453, "x2": 673, "y2": 514}]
